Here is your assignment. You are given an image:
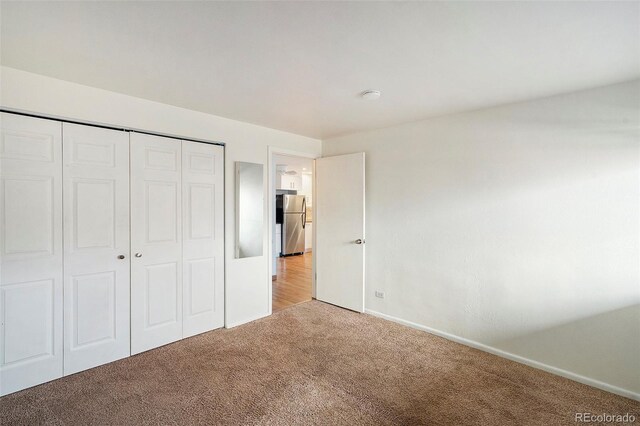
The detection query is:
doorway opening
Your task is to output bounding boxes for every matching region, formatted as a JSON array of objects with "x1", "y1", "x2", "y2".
[{"x1": 271, "y1": 153, "x2": 314, "y2": 312}]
